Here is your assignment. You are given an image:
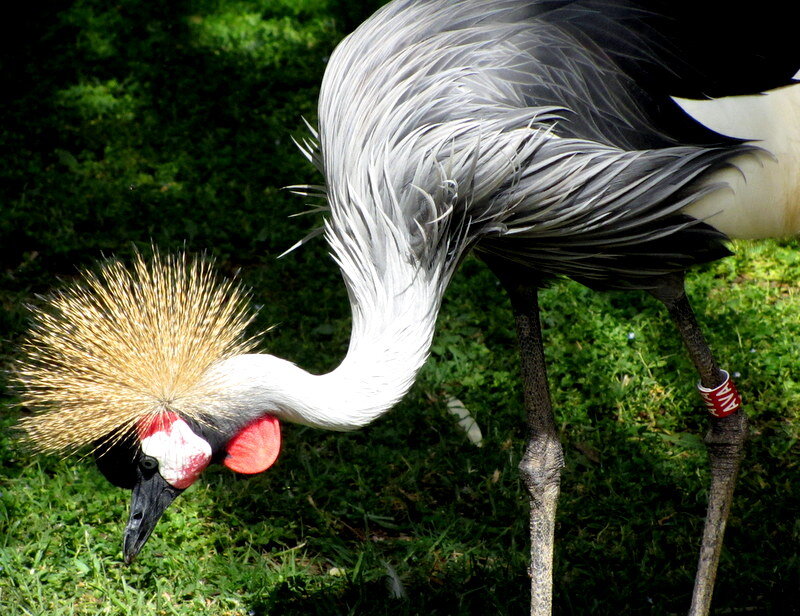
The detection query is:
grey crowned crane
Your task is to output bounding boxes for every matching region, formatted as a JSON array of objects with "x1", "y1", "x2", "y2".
[{"x1": 15, "y1": 2, "x2": 800, "y2": 615}]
